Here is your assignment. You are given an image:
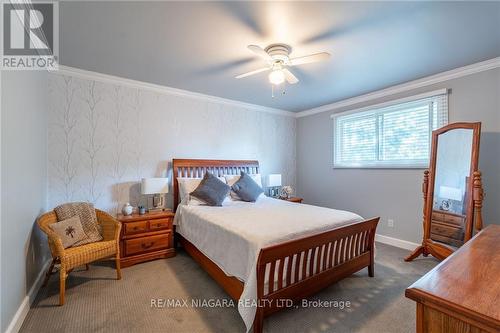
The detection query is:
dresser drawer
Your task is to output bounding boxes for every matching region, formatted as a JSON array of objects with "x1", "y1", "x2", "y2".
[
  {"x1": 431, "y1": 210, "x2": 464, "y2": 226},
  {"x1": 124, "y1": 234, "x2": 170, "y2": 256},
  {"x1": 431, "y1": 222, "x2": 464, "y2": 241},
  {"x1": 124, "y1": 221, "x2": 148, "y2": 235},
  {"x1": 443, "y1": 214, "x2": 464, "y2": 226},
  {"x1": 431, "y1": 211, "x2": 445, "y2": 222},
  {"x1": 149, "y1": 218, "x2": 171, "y2": 231}
]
